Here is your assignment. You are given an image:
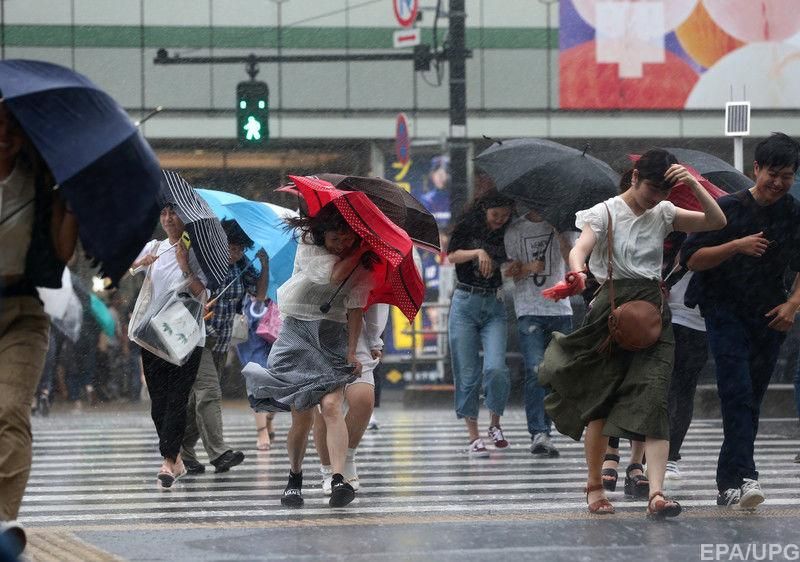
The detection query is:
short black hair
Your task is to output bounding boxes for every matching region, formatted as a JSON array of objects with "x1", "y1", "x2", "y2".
[
  {"x1": 221, "y1": 219, "x2": 254, "y2": 249},
  {"x1": 754, "y1": 132, "x2": 800, "y2": 172},
  {"x1": 634, "y1": 149, "x2": 679, "y2": 191}
]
